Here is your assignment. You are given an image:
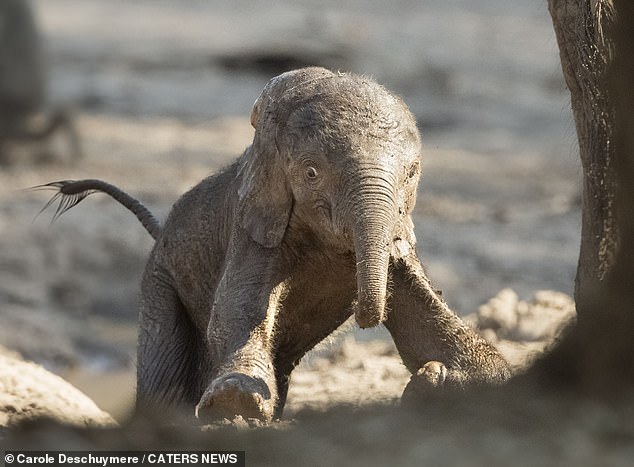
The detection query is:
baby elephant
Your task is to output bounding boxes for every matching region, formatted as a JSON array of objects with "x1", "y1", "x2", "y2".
[{"x1": 40, "y1": 67, "x2": 510, "y2": 421}]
